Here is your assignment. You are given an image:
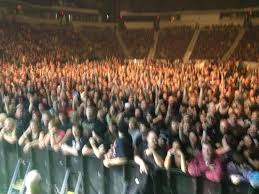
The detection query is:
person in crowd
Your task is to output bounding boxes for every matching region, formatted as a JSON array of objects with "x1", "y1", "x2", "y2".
[
  {"x1": 227, "y1": 151, "x2": 259, "y2": 189},
  {"x1": 103, "y1": 121, "x2": 134, "y2": 167},
  {"x1": 187, "y1": 141, "x2": 223, "y2": 182},
  {"x1": 61, "y1": 124, "x2": 86, "y2": 156},
  {"x1": 134, "y1": 130, "x2": 166, "y2": 174},
  {"x1": 42, "y1": 119, "x2": 65, "y2": 151},
  {"x1": 15, "y1": 105, "x2": 31, "y2": 139},
  {"x1": 82, "y1": 128, "x2": 108, "y2": 159},
  {"x1": 164, "y1": 139, "x2": 187, "y2": 172},
  {"x1": 25, "y1": 170, "x2": 42, "y2": 194},
  {"x1": 0, "y1": 117, "x2": 17, "y2": 144},
  {"x1": 0, "y1": 22, "x2": 259, "y2": 189},
  {"x1": 0, "y1": 113, "x2": 7, "y2": 129},
  {"x1": 18, "y1": 120, "x2": 44, "y2": 153}
]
